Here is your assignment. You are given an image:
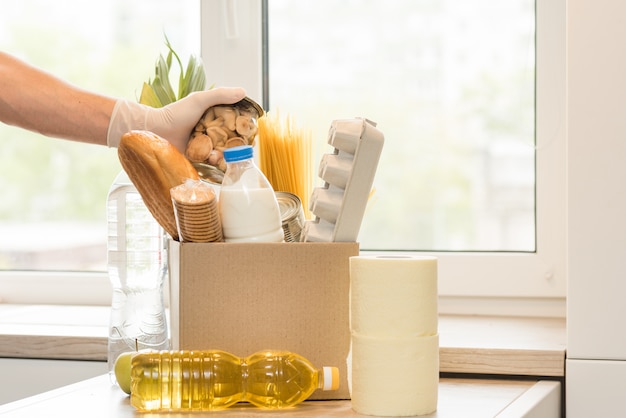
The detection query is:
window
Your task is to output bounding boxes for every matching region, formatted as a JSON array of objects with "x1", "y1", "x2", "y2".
[
  {"x1": 0, "y1": 0, "x2": 201, "y2": 305},
  {"x1": 1, "y1": 0, "x2": 566, "y2": 314},
  {"x1": 202, "y1": 0, "x2": 566, "y2": 312}
]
